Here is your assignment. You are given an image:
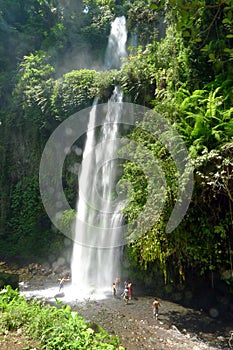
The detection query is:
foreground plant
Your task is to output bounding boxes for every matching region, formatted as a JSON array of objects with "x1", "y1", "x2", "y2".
[{"x1": 0, "y1": 286, "x2": 124, "y2": 349}]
